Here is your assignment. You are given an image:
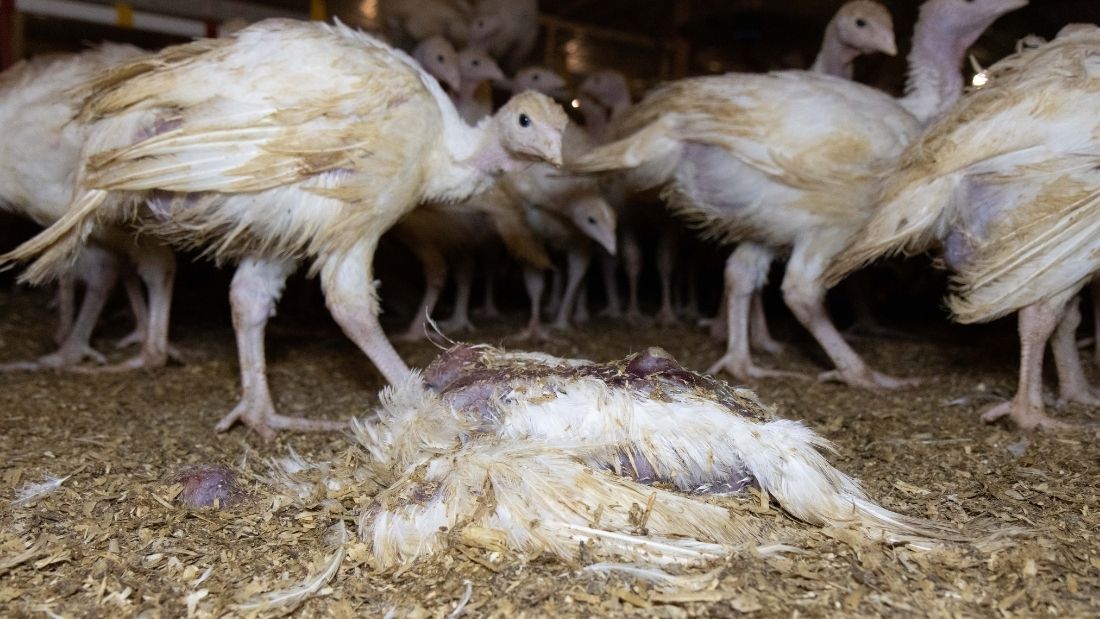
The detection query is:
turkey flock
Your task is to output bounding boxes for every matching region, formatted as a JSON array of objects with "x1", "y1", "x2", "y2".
[
  {"x1": 1, "y1": 0, "x2": 1096, "y2": 431},
  {"x1": 3, "y1": 0, "x2": 1098, "y2": 588},
  {"x1": 4, "y1": 0, "x2": 1093, "y2": 435}
]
